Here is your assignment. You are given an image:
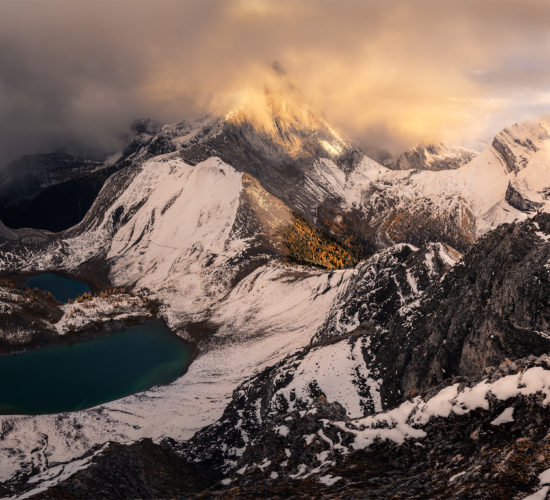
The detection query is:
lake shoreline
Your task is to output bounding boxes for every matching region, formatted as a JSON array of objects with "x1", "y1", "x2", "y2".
[
  {"x1": 0, "y1": 271, "x2": 200, "y2": 410},
  {"x1": 0, "y1": 313, "x2": 153, "y2": 355},
  {"x1": 0, "y1": 271, "x2": 167, "y2": 354},
  {"x1": 0, "y1": 318, "x2": 195, "y2": 415},
  {"x1": 1, "y1": 269, "x2": 99, "y2": 295}
]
